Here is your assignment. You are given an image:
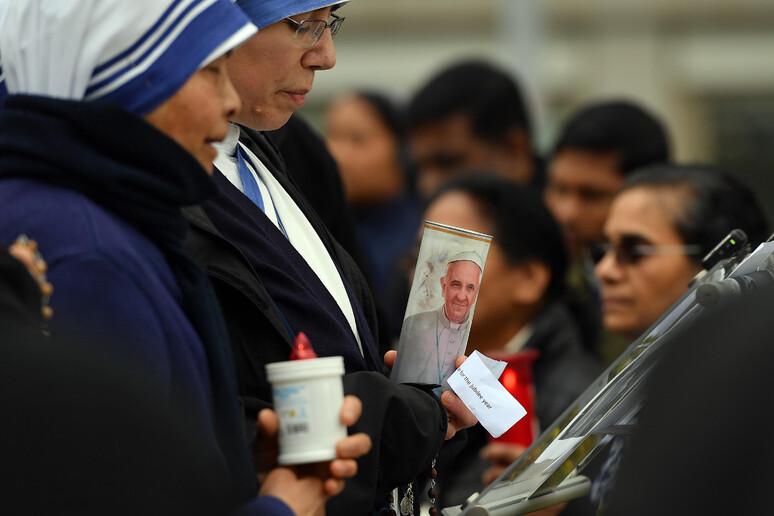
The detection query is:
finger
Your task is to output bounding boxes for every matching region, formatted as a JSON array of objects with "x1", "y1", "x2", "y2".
[
  {"x1": 383, "y1": 350, "x2": 397, "y2": 370},
  {"x1": 339, "y1": 395, "x2": 362, "y2": 427},
  {"x1": 479, "y1": 442, "x2": 526, "y2": 462},
  {"x1": 324, "y1": 477, "x2": 345, "y2": 497},
  {"x1": 329, "y1": 458, "x2": 358, "y2": 479},
  {"x1": 454, "y1": 354, "x2": 468, "y2": 369},
  {"x1": 442, "y1": 391, "x2": 477, "y2": 439},
  {"x1": 257, "y1": 408, "x2": 280, "y2": 437},
  {"x1": 336, "y1": 432, "x2": 371, "y2": 460},
  {"x1": 481, "y1": 465, "x2": 505, "y2": 486},
  {"x1": 254, "y1": 409, "x2": 280, "y2": 474},
  {"x1": 8, "y1": 244, "x2": 38, "y2": 274}
]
